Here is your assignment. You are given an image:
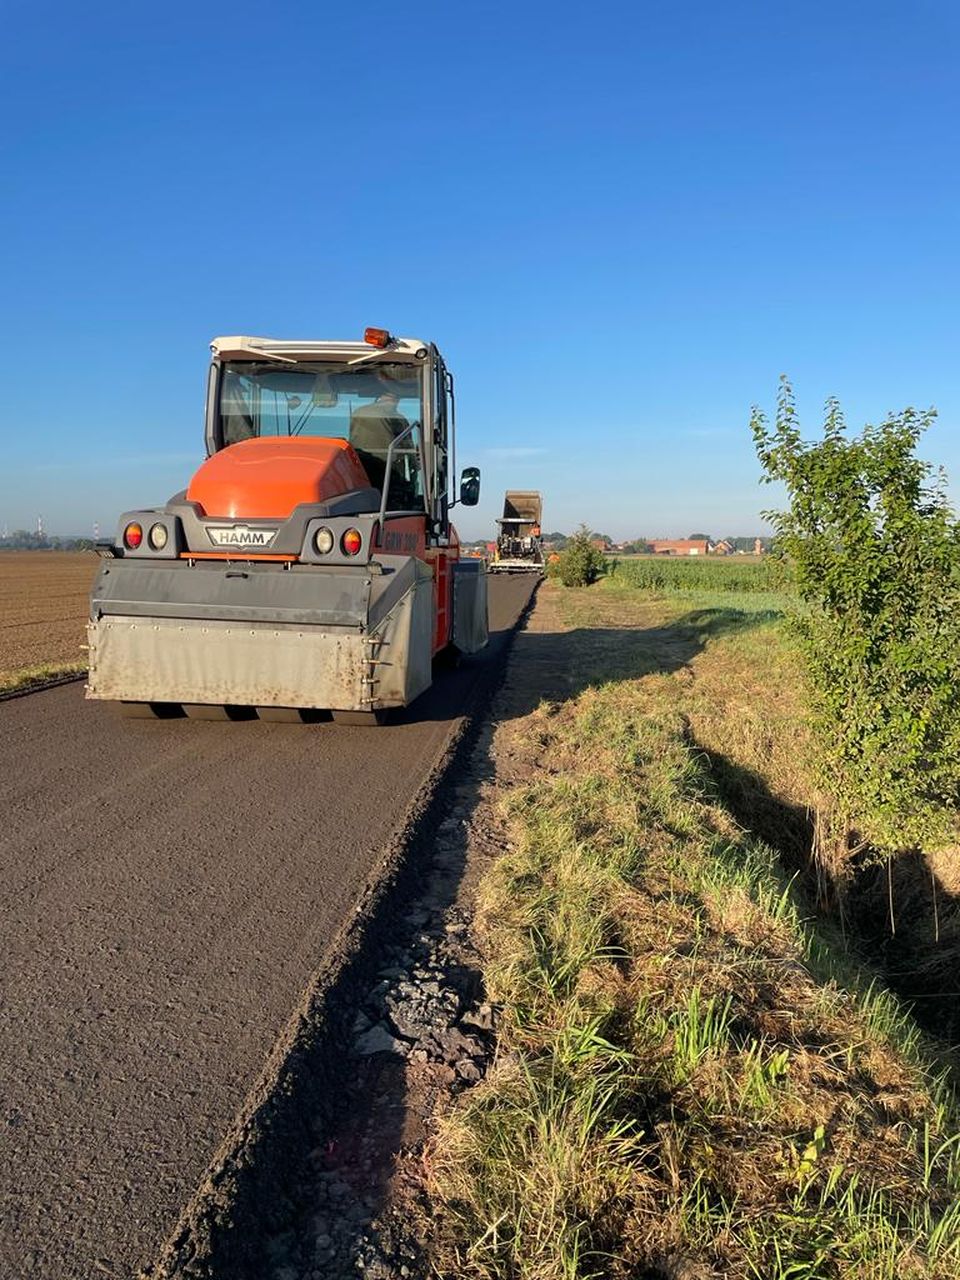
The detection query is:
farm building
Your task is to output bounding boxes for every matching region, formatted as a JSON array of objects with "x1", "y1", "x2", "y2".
[{"x1": 649, "y1": 539, "x2": 710, "y2": 557}]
